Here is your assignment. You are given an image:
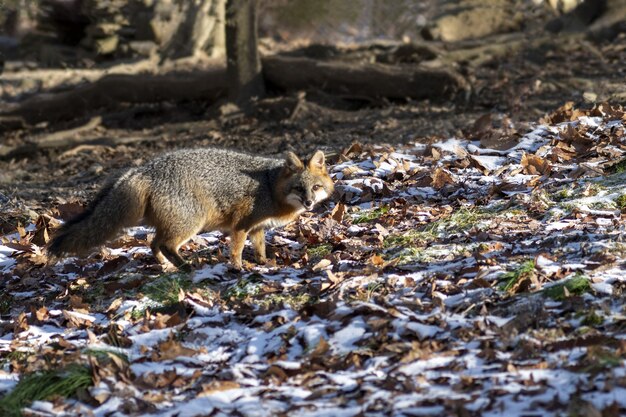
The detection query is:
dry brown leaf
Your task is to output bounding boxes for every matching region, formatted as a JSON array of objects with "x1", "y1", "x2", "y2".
[
  {"x1": 53, "y1": 202, "x2": 86, "y2": 222},
  {"x1": 431, "y1": 167, "x2": 455, "y2": 189},
  {"x1": 312, "y1": 259, "x2": 332, "y2": 271},
  {"x1": 472, "y1": 113, "x2": 492, "y2": 134},
  {"x1": 326, "y1": 269, "x2": 343, "y2": 285},
  {"x1": 140, "y1": 370, "x2": 179, "y2": 389},
  {"x1": 265, "y1": 365, "x2": 289, "y2": 382},
  {"x1": 106, "y1": 298, "x2": 123, "y2": 314},
  {"x1": 521, "y1": 153, "x2": 552, "y2": 176},
  {"x1": 153, "y1": 312, "x2": 185, "y2": 329},
  {"x1": 152, "y1": 338, "x2": 198, "y2": 361},
  {"x1": 63, "y1": 310, "x2": 94, "y2": 328},
  {"x1": 13, "y1": 313, "x2": 30, "y2": 334},
  {"x1": 330, "y1": 202, "x2": 346, "y2": 223},
  {"x1": 200, "y1": 380, "x2": 240, "y2": 396},
  {"x1": 309, "y1": 337, "x2": 330, "y2": 358},
  {"x1": 369, "y1": 254, "x2": 385, "y2": 267},
  {"x1": 30, "y1": 306, "x2": 49, "y2": 323},
  {"x1": 374, "y1": 223, "x2": 389, "y2": 237},
  {"x1": 69, "y1": 295, "x2": 89, "y2": 312},
  {"x1": 30, "y1": 216, "x2": 50, "y2": 247}
]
